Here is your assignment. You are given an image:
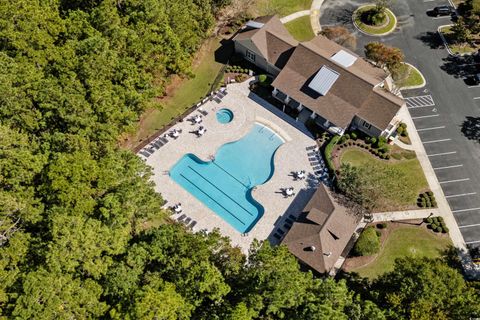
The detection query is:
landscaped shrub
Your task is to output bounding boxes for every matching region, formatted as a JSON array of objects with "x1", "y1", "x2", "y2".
[
  {"x1": 353, "y1": 226, "x2": 380, "y2": 256},
  {"x1": 397, "y1": 122, "x2": 408, "y2": 137},
  {"x1": 339, "y1": 136, "x2": 347, "y2": 144},
  {"x1": 365, "y1": 136, "x2": 371, "y2": 144},
  {"x1": 324, "y1": 135, "x2": 340, "y2": 175},
  {"x1": 436, "y1": 226, "x2": 443, "y2": 233},
  {"x1": 431, "y1": 223, "x2": 438, "y2": 230},
  {"x1": 344, "y1": 133, "x2": 350, "y2": 140},
  {"x1": 376, "y1": 136, "x2": 387, "y2": 148},
  {"x1": 370, "y1": 137, "x2": 377, "y2": 146},
  {"x1": 351, "y1": 131, "x2": 358, "y2": 140},
  {"x1": 426, "y1": 217, "x2": 433, "y2": 224},
  {"x1": 375, "y1": 229, "x2": 381, "y2": 237},
  {"x1": 442, "y1": 227, "x2": 449, "y2": 233},
  {"x1": 377, "y1": 222, "x2": 387, "y2": 229},
  {"x1": 258, "y1": 74, "x2": 267, "y2": 83}
]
